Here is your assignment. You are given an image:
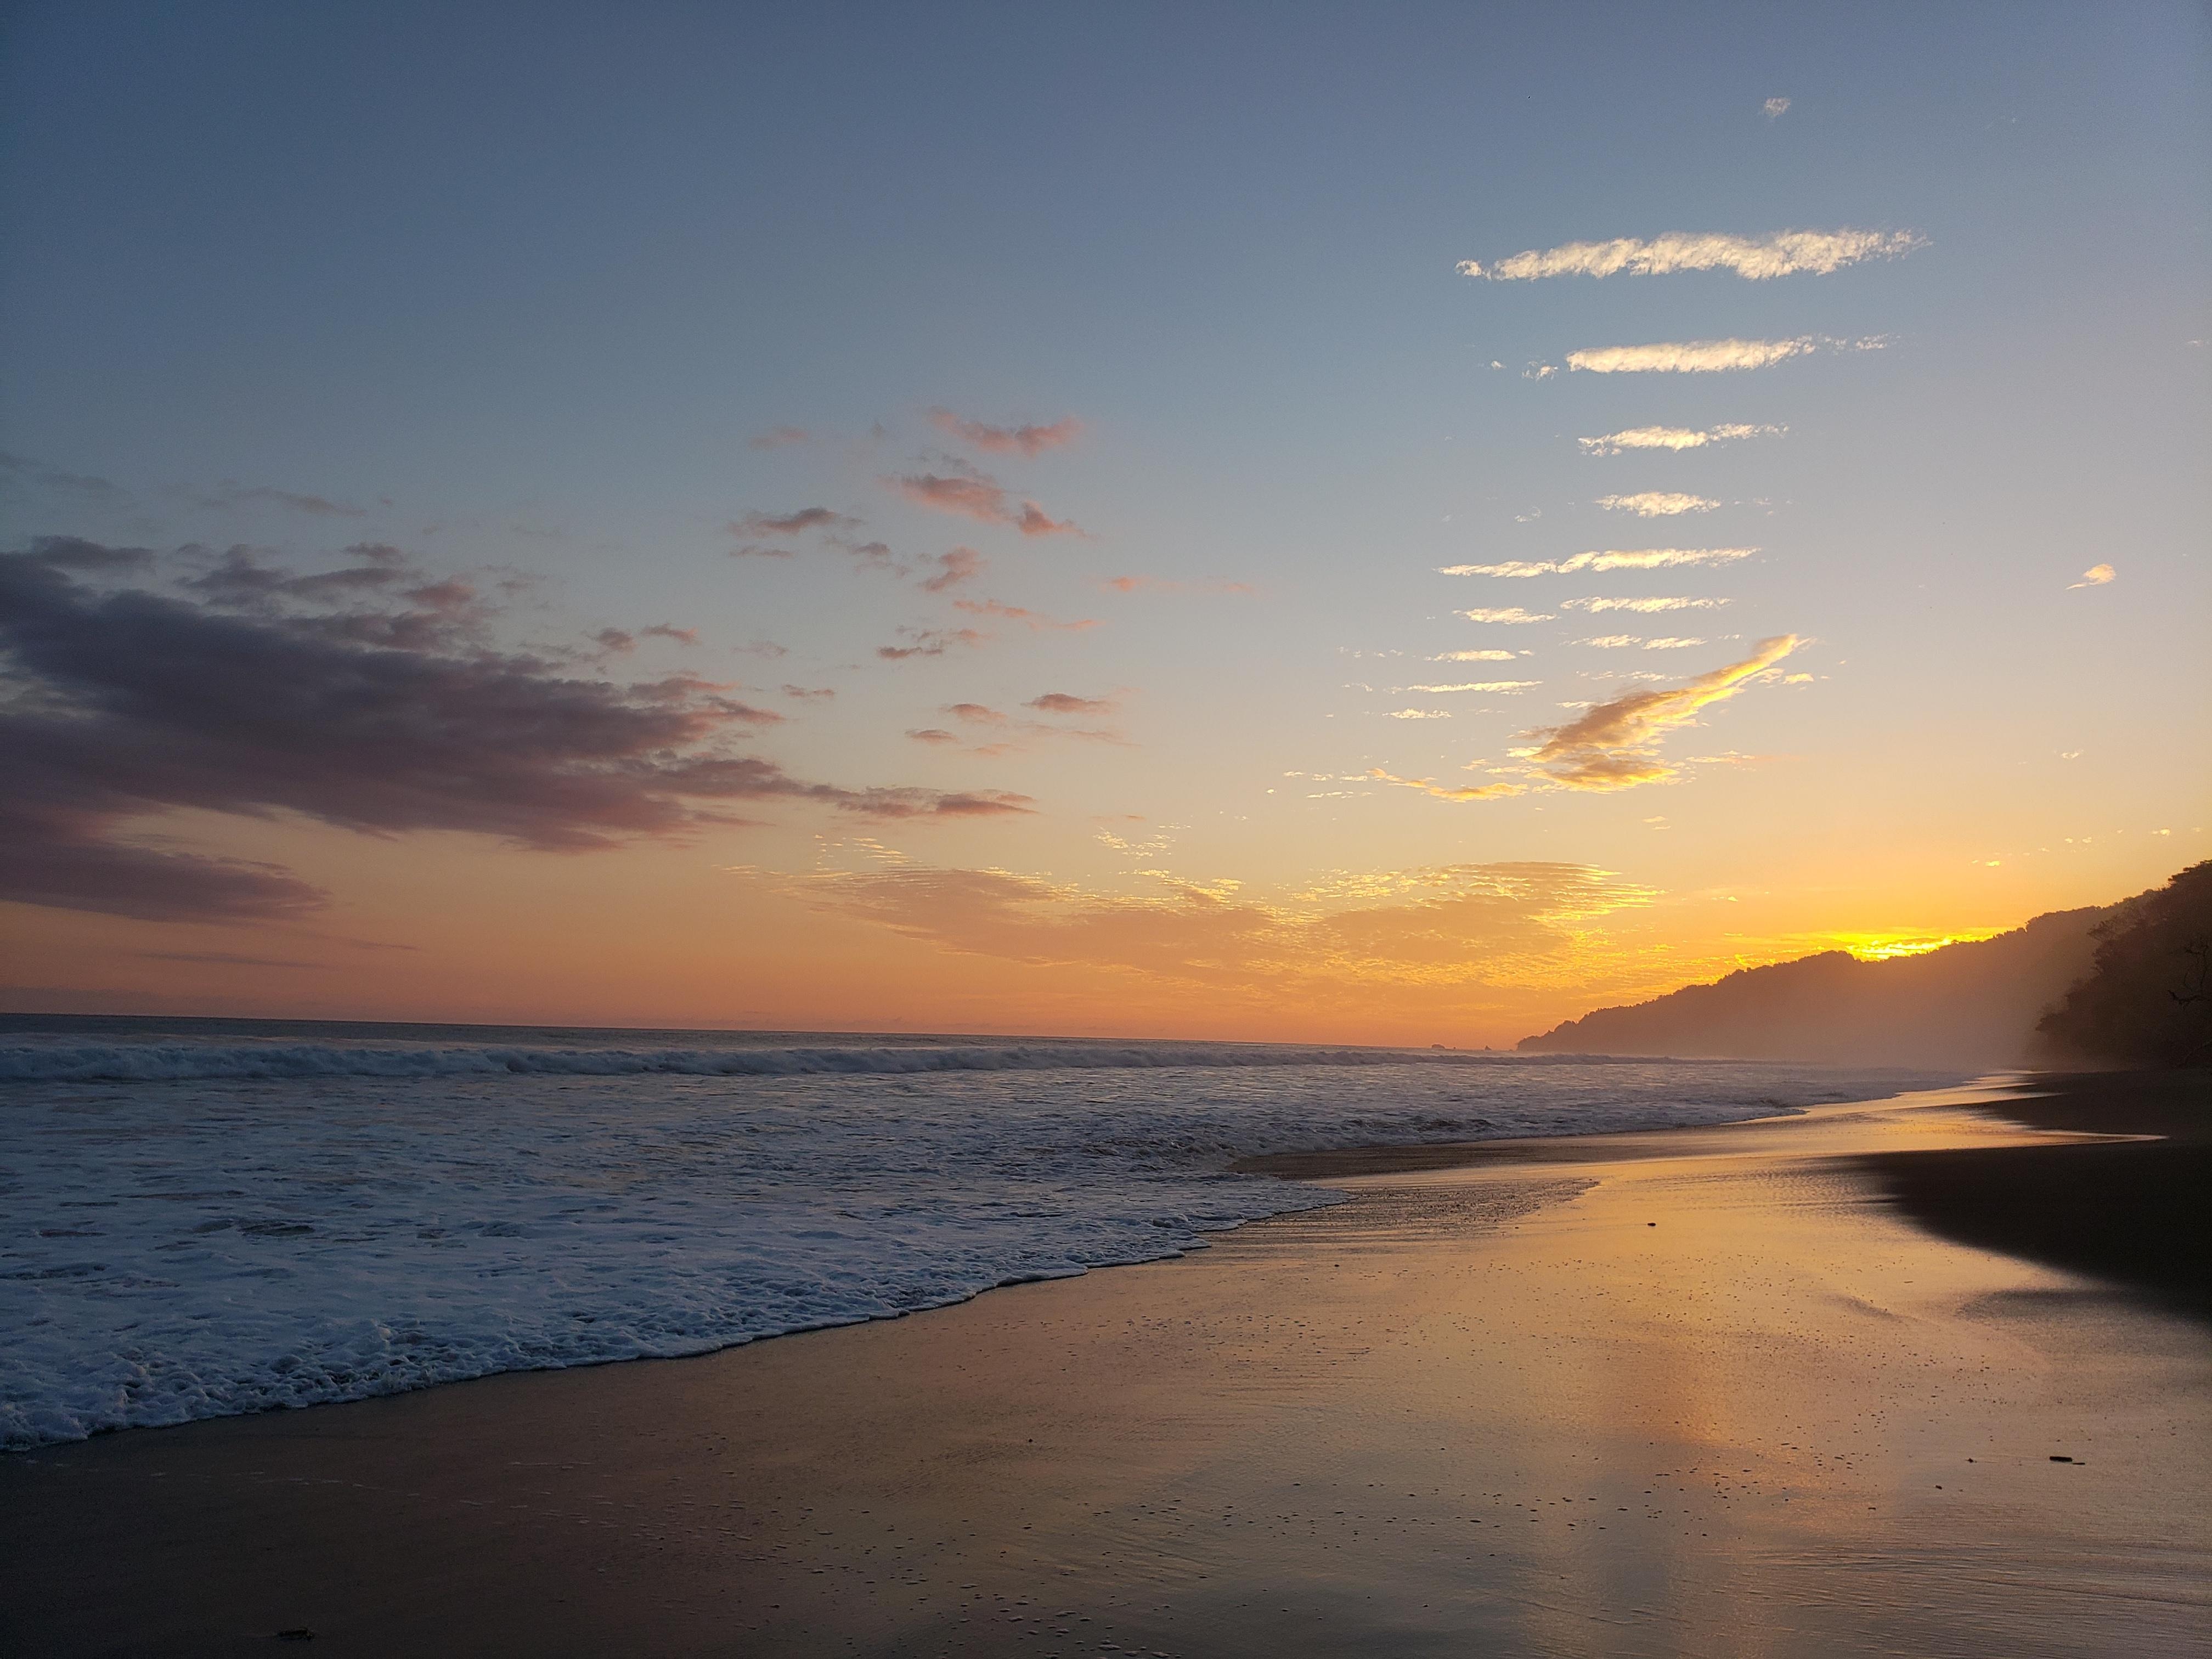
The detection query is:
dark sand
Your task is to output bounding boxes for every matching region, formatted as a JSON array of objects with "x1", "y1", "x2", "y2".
[{"x1": 4, "y1": 1077, "x2": 2208, "y2": 1657}]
